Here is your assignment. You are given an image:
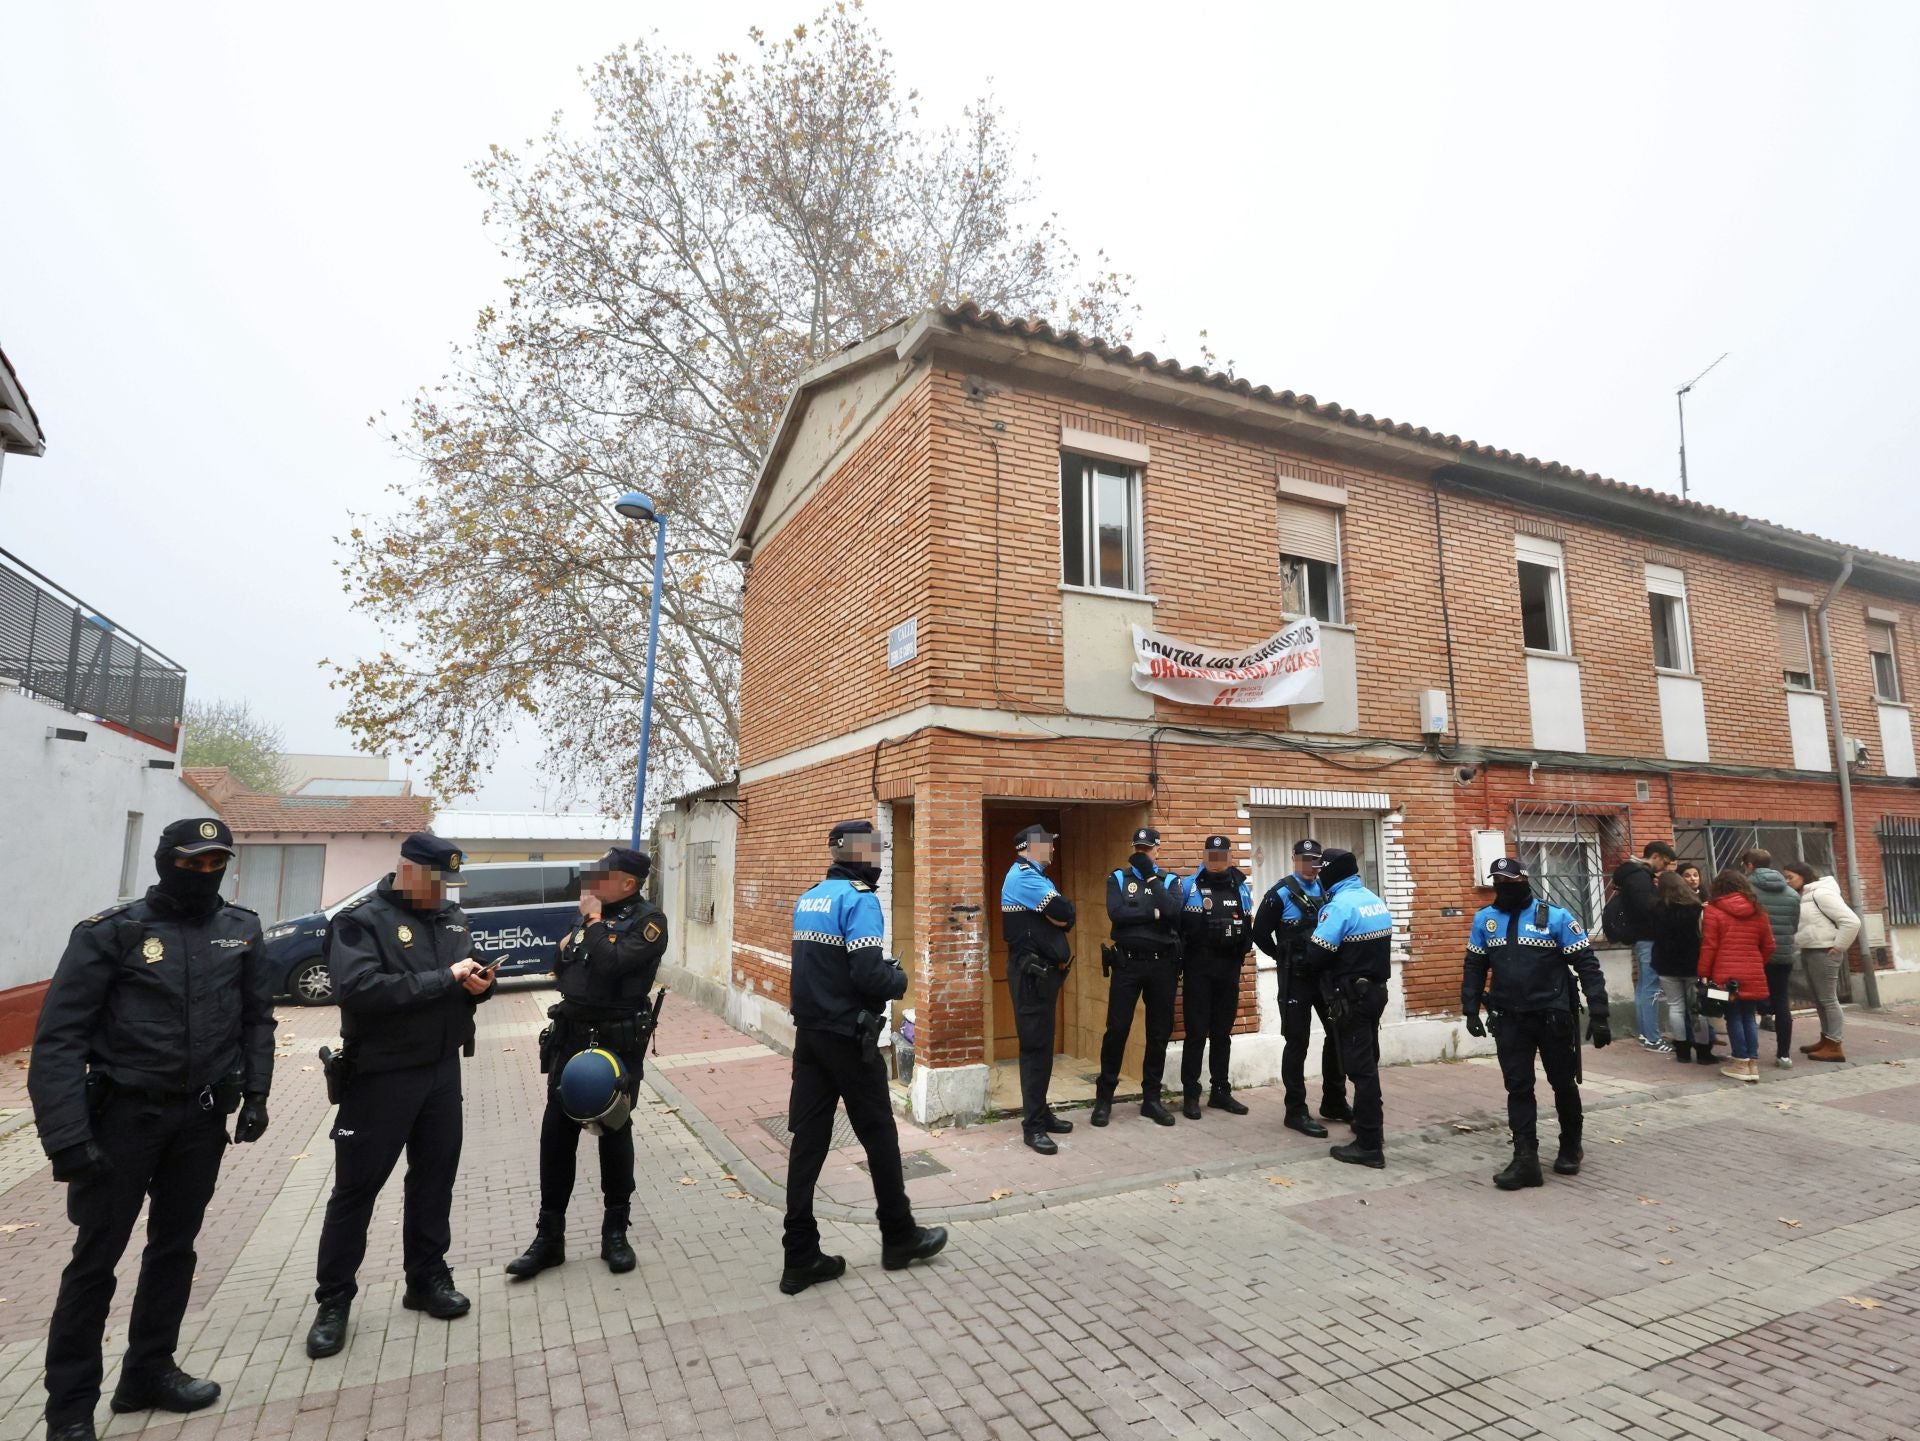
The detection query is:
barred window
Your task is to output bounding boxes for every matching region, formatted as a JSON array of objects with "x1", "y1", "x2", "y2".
[{"x1": 687, "y1": 841, "x2": 717, "y2": 924}]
